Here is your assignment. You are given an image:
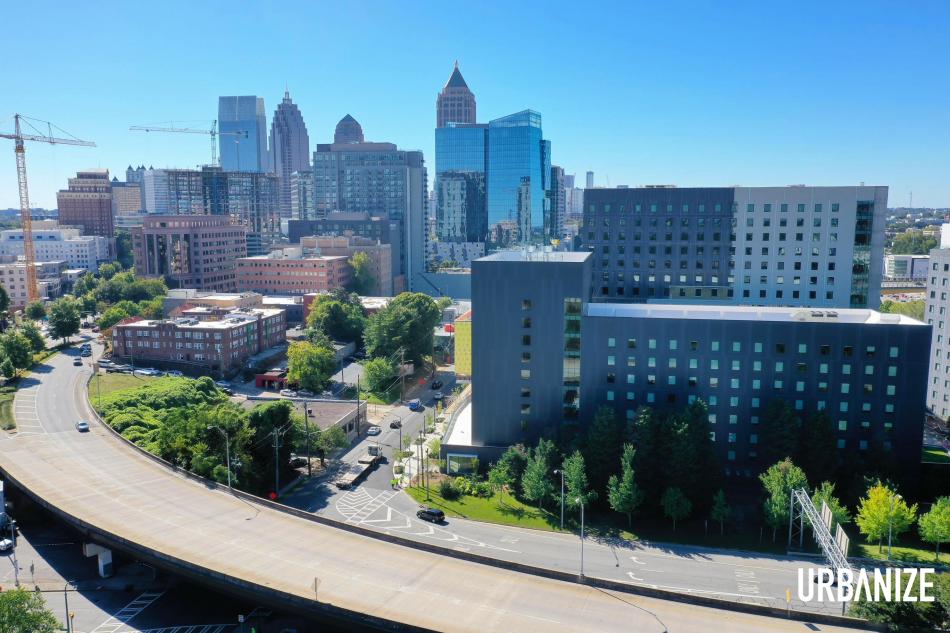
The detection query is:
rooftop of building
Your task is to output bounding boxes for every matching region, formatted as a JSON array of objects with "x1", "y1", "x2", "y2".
[
  {"x1": 119, "y1": 307, "x2": 284, "y2": 330},
  {"x1": 238, "y1": 253, "x2": 349, "y2": 262},
  {"x1": 455, "y1": 309, "x2": 473, "y2": 322},
  {"x1": 585, "y1": 303, "x2": 925, "y2": 325},
  {"x1": 585, "y1": 184, "x2": 888, "y2": 192},
  {"x1": 477, "y1": 249, "x2": 591, "y2": 264}
]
